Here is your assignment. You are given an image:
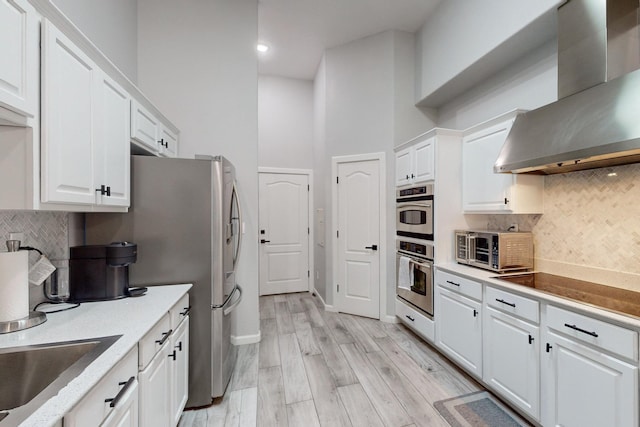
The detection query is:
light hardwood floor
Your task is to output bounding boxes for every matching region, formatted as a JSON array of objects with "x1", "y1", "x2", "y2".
[{"x1": 178, "y1": 292, "x2": 483, "y2": 427}]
